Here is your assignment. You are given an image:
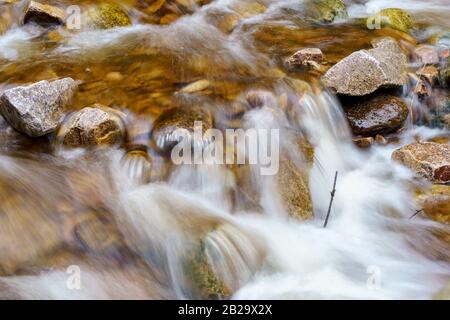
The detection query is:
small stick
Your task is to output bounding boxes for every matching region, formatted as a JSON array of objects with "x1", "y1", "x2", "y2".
[
  {"x1": 409, "y1": 209, "x2": 424, "y2": 220},
  {"x1": 324, "y1": 171, "x2": 338, "y2": 228}
]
